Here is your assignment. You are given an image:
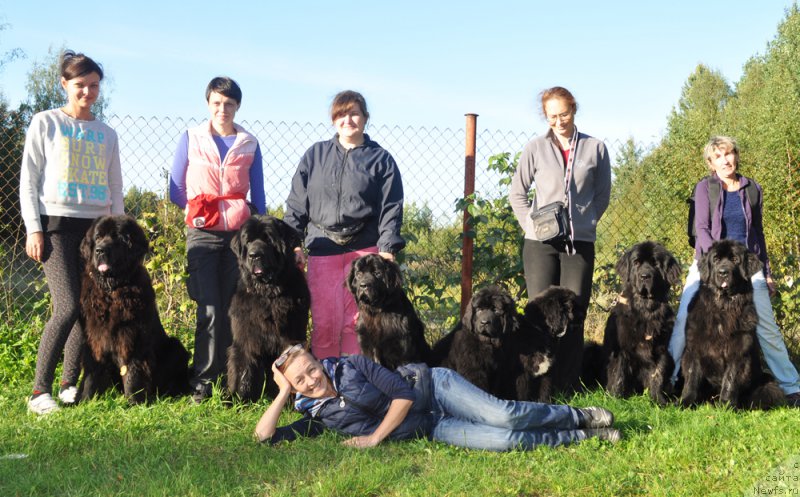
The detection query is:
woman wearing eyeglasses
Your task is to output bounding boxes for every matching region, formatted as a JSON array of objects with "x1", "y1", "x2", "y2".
[
  {"x1": 254, "y1": 345, "x2": 621, "y2": 451},
  {"x1": 509, "y1": 86, "x2": 612, "y2": 393}
]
